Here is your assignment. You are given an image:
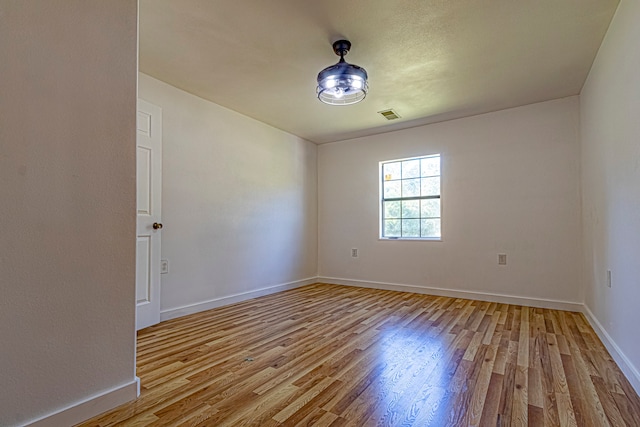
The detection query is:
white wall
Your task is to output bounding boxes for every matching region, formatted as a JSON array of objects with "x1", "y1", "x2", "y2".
[
  {"x1": 580, "y1": 0, "x2": 640, "y2": 389},
  {"x1": 138, "y1": 74, "x2": 318, "y2": 317},
  {"x1": 0, "y1": 2, "x2": 138, "y2": 426},
  {"x1": 318, "y1": 97, "x2": 582, "y2": 307}
]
